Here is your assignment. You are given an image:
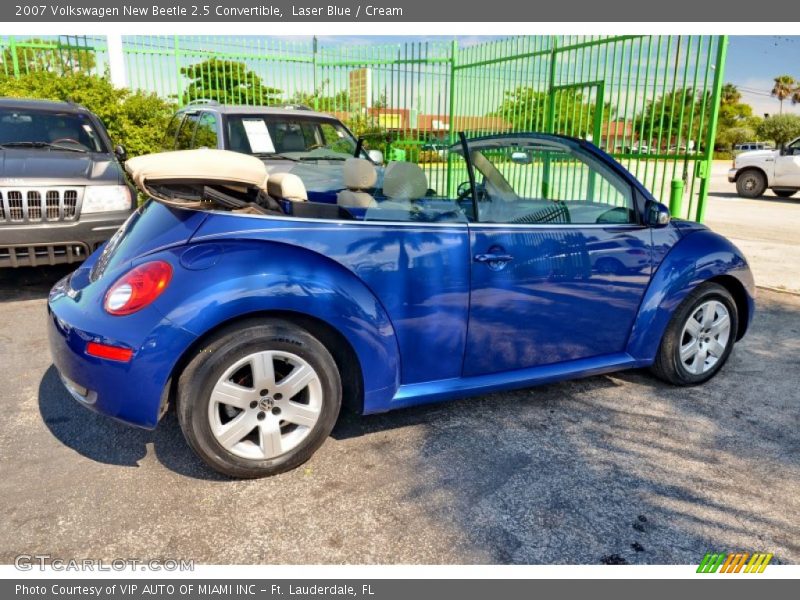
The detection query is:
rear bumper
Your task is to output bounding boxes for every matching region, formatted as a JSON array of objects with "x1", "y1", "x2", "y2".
[
  {"x1": 47, "y1": 271, "x2": 197, "y2": 429},
  {"x1": 0, "y1": 209, "x2": 131, "y2": 267},
  {"x1": 728, "y1": 168, "x2": 738, "y2": 183}
]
